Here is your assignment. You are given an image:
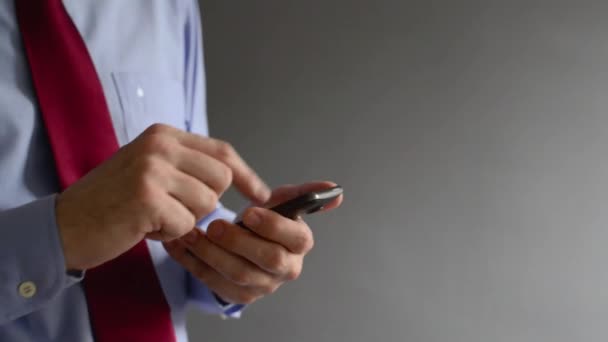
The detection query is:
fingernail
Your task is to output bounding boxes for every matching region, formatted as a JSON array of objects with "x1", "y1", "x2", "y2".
[
  {"x1": 183, "y1": 230, "x2": 198, "y2": 245},
  {"x1": 208, "y1": 222, "x2": 225, "y2": 240},
  {"x1": 244, "y1": 210, "x2": 261, "y2": 227},
  {"x1": 256, "y1": 185, "x2": 271, "y2": 204}
]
